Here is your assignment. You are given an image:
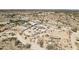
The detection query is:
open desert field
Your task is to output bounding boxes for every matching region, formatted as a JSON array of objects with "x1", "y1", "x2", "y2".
[{"x1": 0, "y1": 10, "x2": 79, "y2": 50}]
